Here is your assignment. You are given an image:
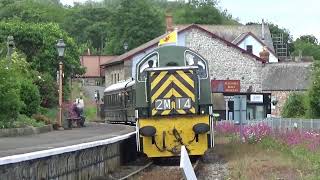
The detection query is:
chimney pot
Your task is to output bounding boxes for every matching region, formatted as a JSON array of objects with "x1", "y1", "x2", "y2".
[
  {"x1": 259, "y1": 46, "x2": 270, "y2": 63},
  {"x1": 166, "y1": 14, "x2": 174, "y2": 33}
]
